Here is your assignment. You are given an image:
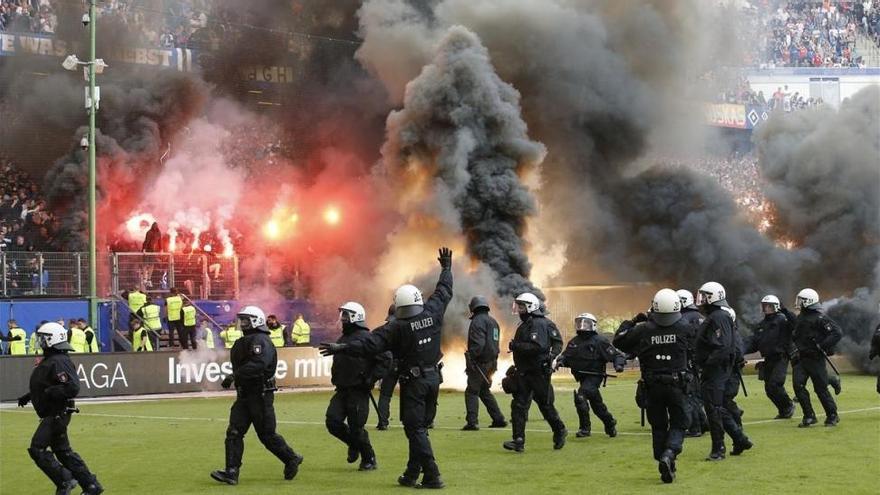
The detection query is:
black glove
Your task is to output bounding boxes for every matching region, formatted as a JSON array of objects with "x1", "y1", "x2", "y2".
[
  {"x1": 508, "y1": 341, "x2": 520, "y2": 352},
  {"x1": 633, "y1": 313, "x2": 648, "y2": 324},
  {"x1": 319, "y1": 342, "x2": 348, "y2": 356},
  {"x1": 17, "y1": 393, "x2": 30, "y2": 407},
  {"x1": 614, "y1": 365, "x2": 625, "y2": 373},
  {"x1": 221, "y1": 376, "x2": 234, "y2": 389},
  {"x1": 554, "y1": 358, "x2": 564, "y2": 371},
  {"x1": 438, "y1": 247, "x2": 452, "y2": 270}
]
